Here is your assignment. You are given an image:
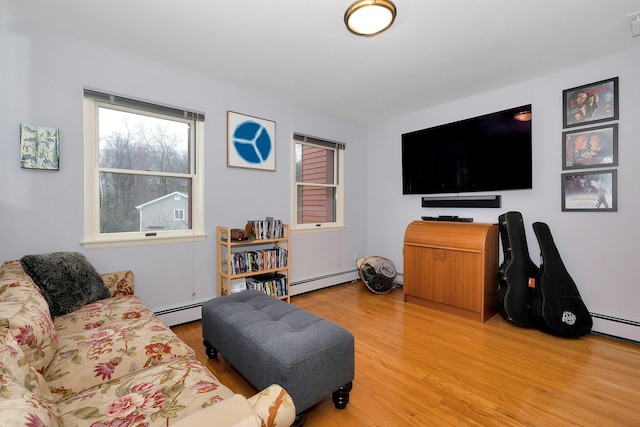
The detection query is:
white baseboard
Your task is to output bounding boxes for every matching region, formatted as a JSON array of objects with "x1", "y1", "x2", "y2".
[
  {"x1": 290, "y1": 270, "x2": 359, "y2": 296},
  {"x1": 154, "y1": 297, "x2": 210, "y2": 327},
  {"x1": 591, "y1": 313, "x2": 640, "y2": 343}
]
